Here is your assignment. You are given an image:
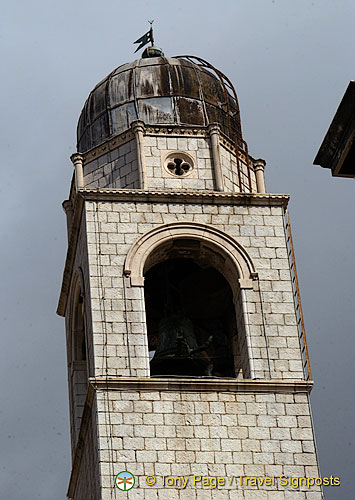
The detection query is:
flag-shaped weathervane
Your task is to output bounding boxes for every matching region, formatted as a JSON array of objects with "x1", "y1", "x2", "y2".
[{"x1": 134, "y1": 20, "x2": 155, "y2": 53}]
